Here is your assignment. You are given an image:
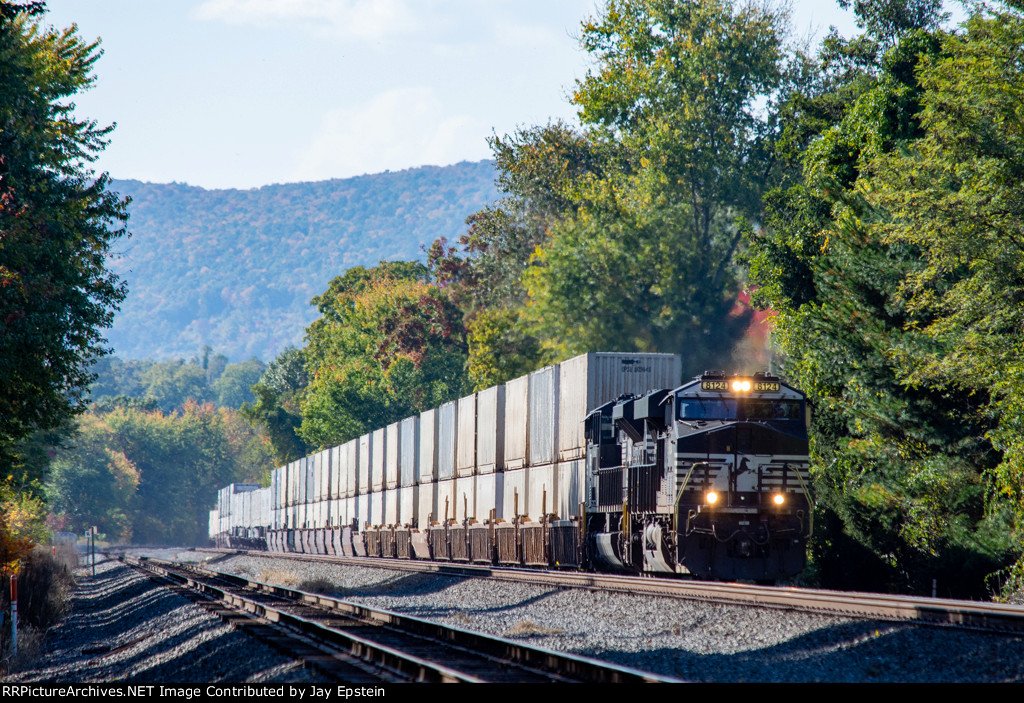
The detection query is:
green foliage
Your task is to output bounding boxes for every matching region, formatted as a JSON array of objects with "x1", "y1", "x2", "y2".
[
  {"x1": 210, "y1": 358, "x2": 265, "y2": 408},
  {"x1": 542, "y1": 0, "x2": 788, "y2": 365},
  {"x1": 436, "y1": 0, "x2": 788, "y2": 375},
  {"x1": 47, "y1": 403, "x2": 271, "y2": 545},
  {"x1": 838, "y1": 0, "x2": 947, "y2": 49},
  {"x1": 0, "y1": 4, "x2": 128, "y2": 463},
  {"x1": 747, "y1": 7, "x2": 1023, "y2": 597},
  {"x1": 242, "y1": 347, "x2": 310, "y2": 466},
  {"x1": 865, "y1": 11, "x2": 1024, "y2": 593},
  {"x1": 140, "y1": 360, "x2": 209, "y2": 412},
  {"x1": 89, "y1": 351, "x2": 267, "y2": 412},
  {"x1": 45, "y1": 413, "x2": 137, "y2": 540},
  {"x1": 299, "y1": 263, "x2": 469, "y2": 447},
  {"x1": 466, "y1": 307, "x2": 541, "y2": 390}
]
